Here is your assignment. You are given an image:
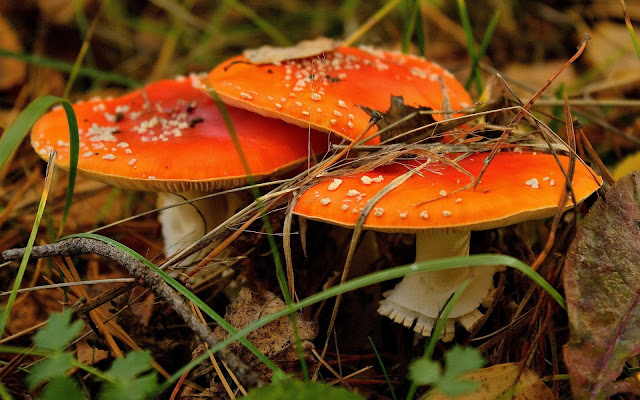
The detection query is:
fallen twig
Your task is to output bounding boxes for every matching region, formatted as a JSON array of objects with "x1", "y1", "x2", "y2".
[{"x1": 2, "y1": 237, "x2": 264, "y2": 388}]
